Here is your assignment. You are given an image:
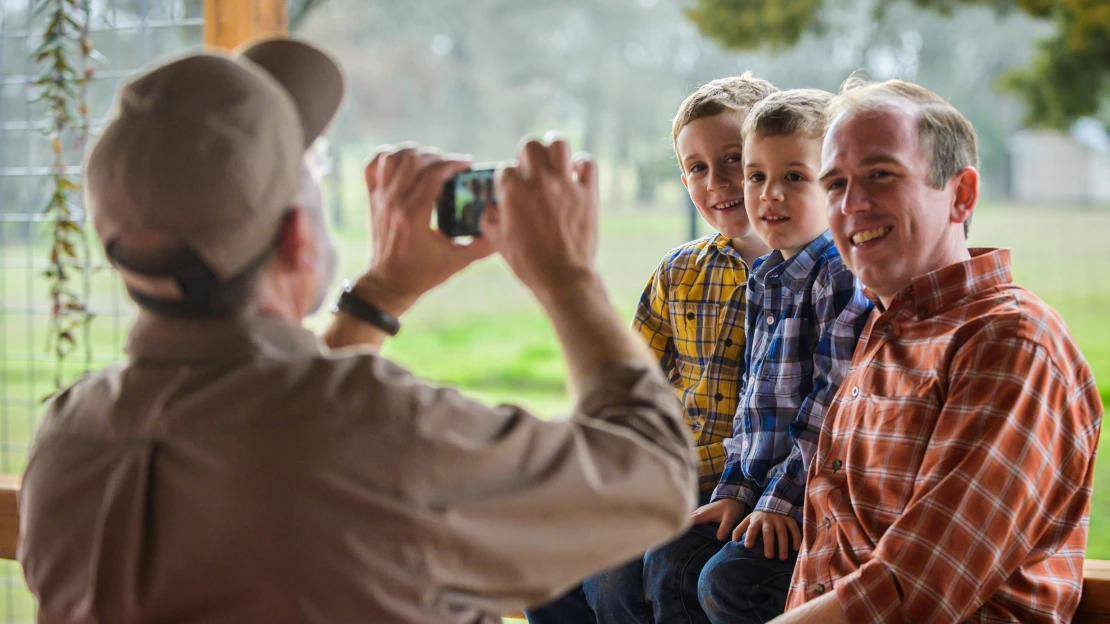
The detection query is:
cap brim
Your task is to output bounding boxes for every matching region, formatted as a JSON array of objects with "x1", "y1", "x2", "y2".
[{"x1": 236, "y1": 38, "x2": 344, "y2": 148}]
